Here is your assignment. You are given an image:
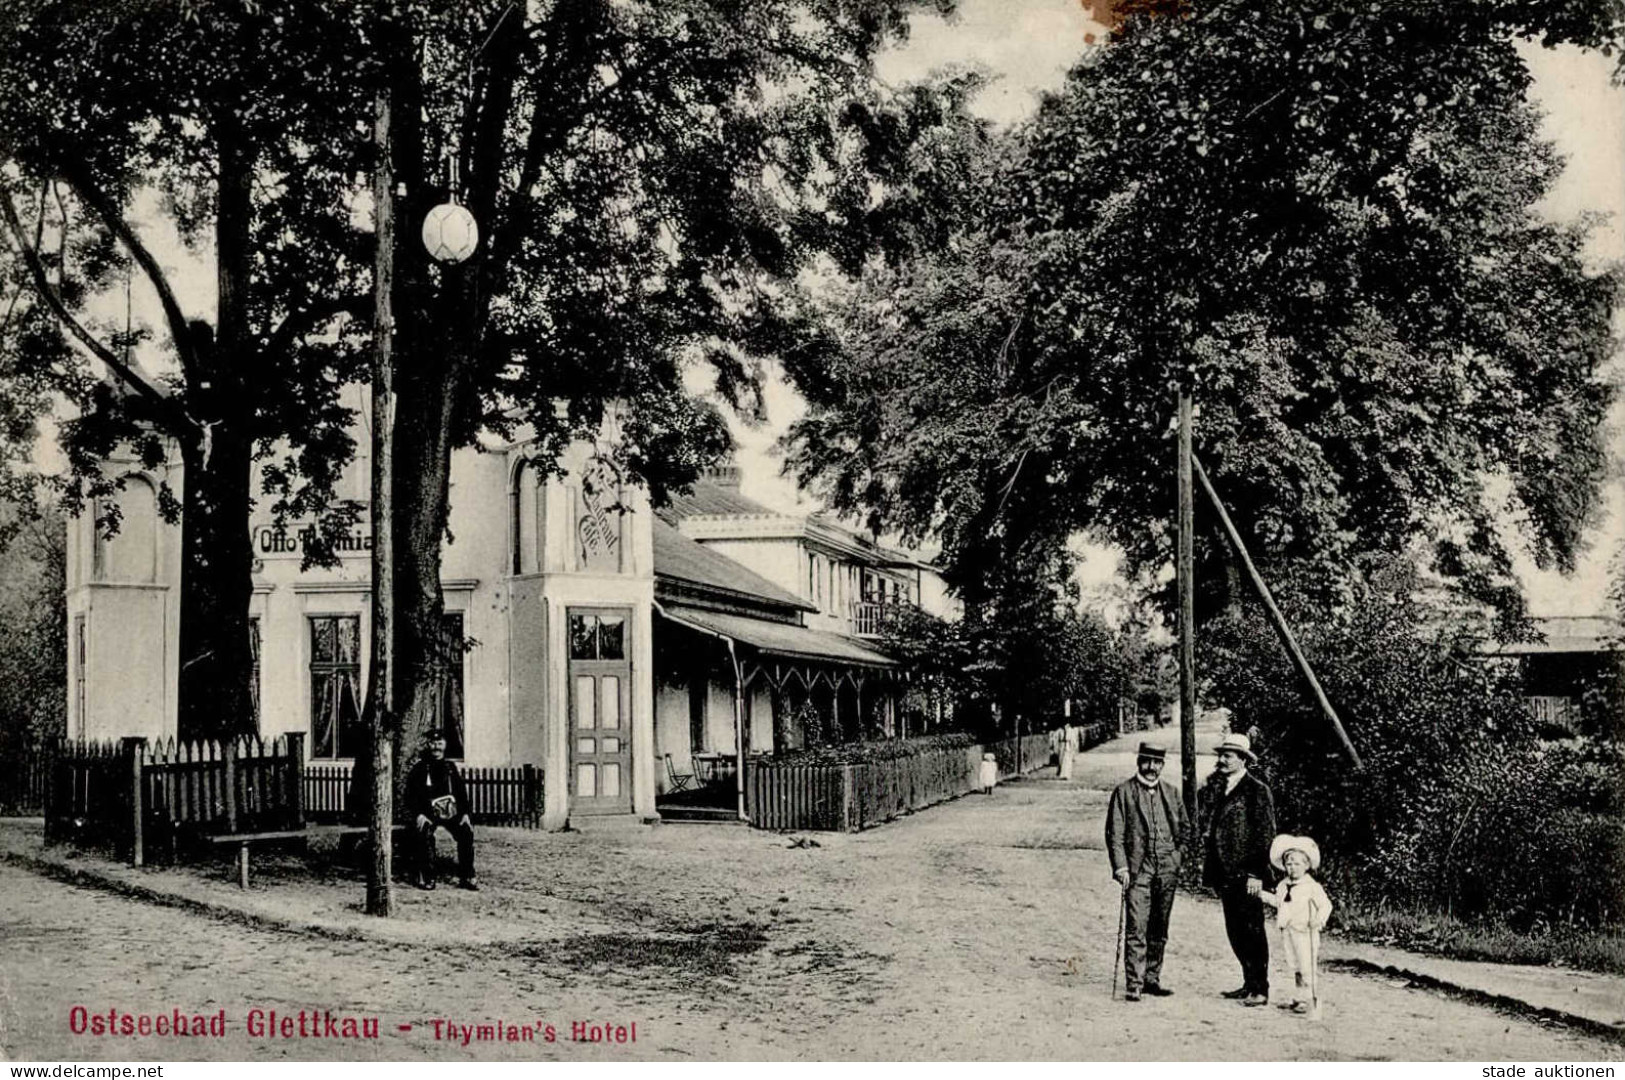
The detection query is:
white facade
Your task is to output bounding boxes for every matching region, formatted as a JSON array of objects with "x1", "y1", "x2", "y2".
[
  {"x1": 69, "y1": 434, "x2": 659, "y2": 829},
  {"x1": 66, "y1": 447, "x2": 955, "y2": 825},
  {"x1": 65, "y1": 449, "x2": 184, "y2": 743}
]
